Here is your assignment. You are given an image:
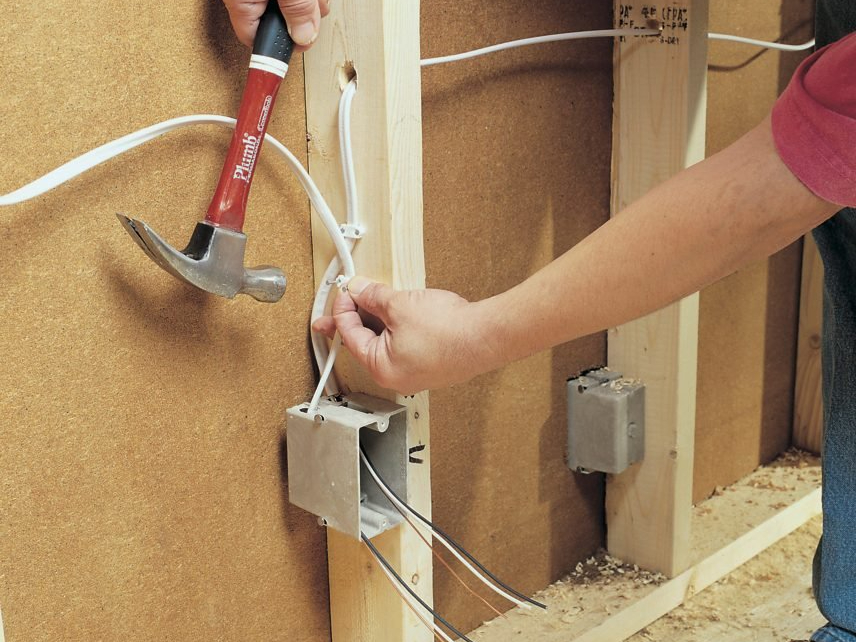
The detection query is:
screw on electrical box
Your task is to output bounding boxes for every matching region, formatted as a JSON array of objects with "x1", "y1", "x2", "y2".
[
  {"x1": 567, "y1": 368, "x2": 645, "y2": 474},
  {"x1": 286, "y1": 393, "x2": 409, "y2": 540}
]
